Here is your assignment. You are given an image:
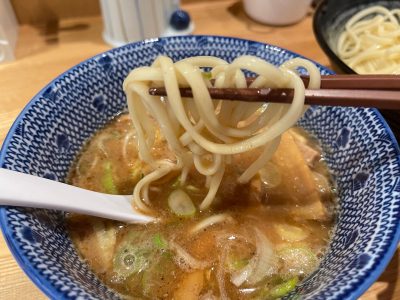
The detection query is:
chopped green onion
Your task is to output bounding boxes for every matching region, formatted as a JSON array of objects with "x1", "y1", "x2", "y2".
[
  {"x1": 186, "y1": 185, "x2": 201, "y2": 193},
  {"x1": 227, "y1": 257, "x2": 249, "y2": 271},
  {"x1": 171, "y1": 176, "x2": 181, "y2": 188},
  {"x1": 202, "y1": 72, "x2": 212, "y2": 80},
  {"x1": 131, "y1": 161, "x2": 143, "y2": 182},
  {"x1": 269, "y1": 277, "x2": 299, "y2": 298},
  {"x1": 113, "y1": 243, "x2": 150, "y2": 278},
  {"x1": 111, "y1": 131, "x2": 121, "y2": 139},
  {"x1": 113, "y1": 231, "x2": 156, "y2": 278},
  {"x1": 168, "y1": 189, "x2": 196, "y2": 217},
  {"x1": 102, "y1": 161, "x2": 118, "y2": 194},
  {"x1": 152, "y1": 233, "x2": 168, "y2": 249}
]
